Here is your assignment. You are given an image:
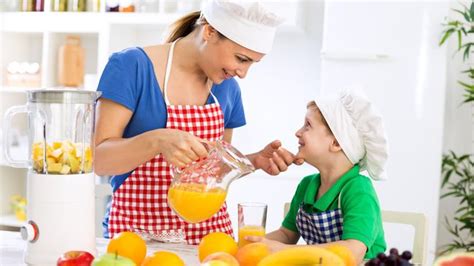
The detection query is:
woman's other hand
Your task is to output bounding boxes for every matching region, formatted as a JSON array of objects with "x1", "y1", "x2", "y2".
[
  {"x1": 156, "y1": 129, "x2": 209, "y2": 168},
  {"x1": 248, "y1": 140, "x2": 304, "y2": 175}
]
